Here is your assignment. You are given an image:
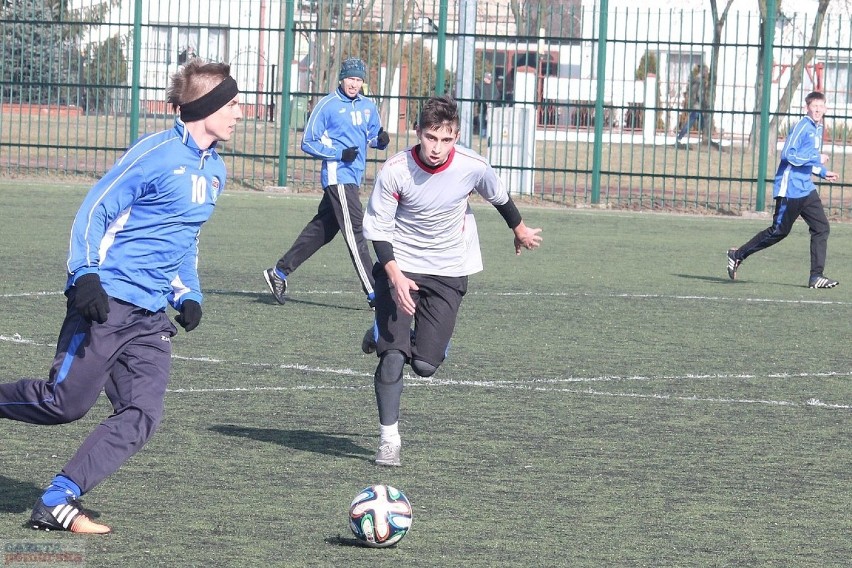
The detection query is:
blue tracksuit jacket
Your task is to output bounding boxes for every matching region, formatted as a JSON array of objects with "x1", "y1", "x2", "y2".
[
  {"x1": 773, "y1": 115, "x2": 828, "y2": 199},
  {"x1": 300, "y1": 86, "x2": 386, "y2": 187},
  {"x1": 65, "y1": 117, "x2": 226, "y2": 313}
]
